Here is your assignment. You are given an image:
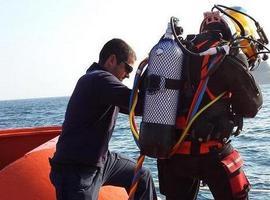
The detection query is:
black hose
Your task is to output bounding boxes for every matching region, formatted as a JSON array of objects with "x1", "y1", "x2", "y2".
[
  {"x1": 231, "y1": 36, "x2": 270, "y2": 52},
  {"x1": 170, "y1": 17, "x2": 200, "y2": 56},
  {"x1": 213, "y1": 4, "x2": 269, "y2": 45},
  {"x1": 214, "y1": 4, "x2": 257, "y2": 24},
  {"x1": 212, "y1": 5, "x2": 246, "y2": 37},
  {"x1": 169, "y1": 15, "x2": 270, "y2": 71}
]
